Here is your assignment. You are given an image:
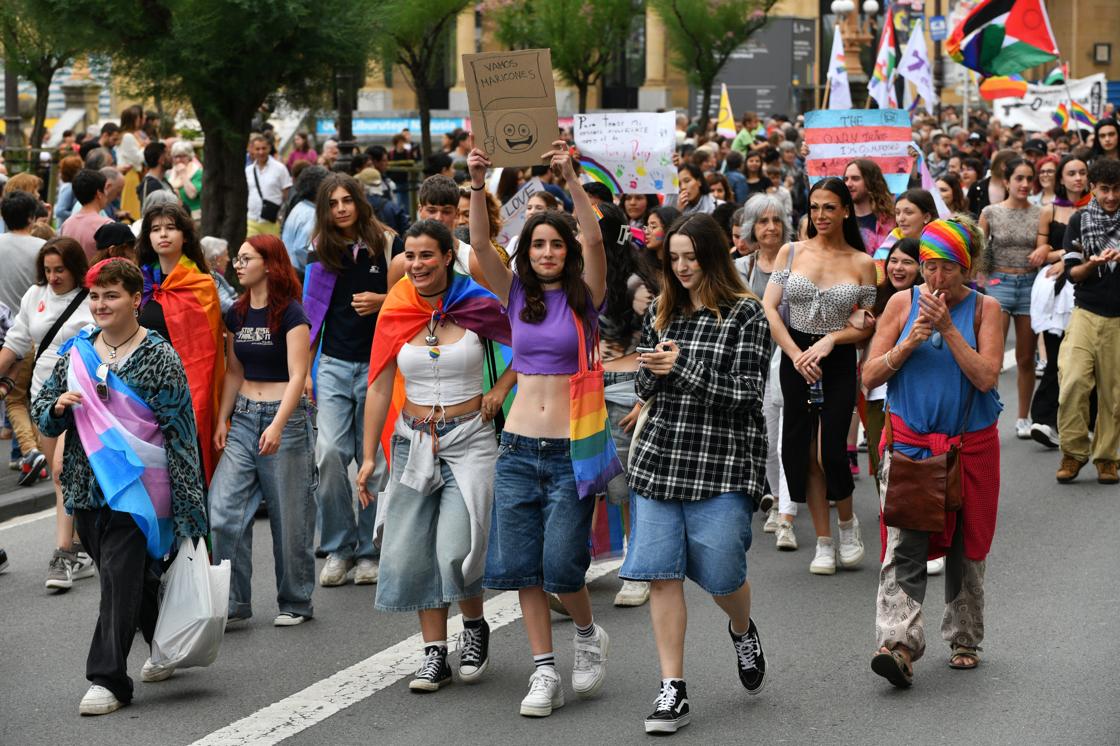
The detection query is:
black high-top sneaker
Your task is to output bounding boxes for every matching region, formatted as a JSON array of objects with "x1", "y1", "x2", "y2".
[{"x1": 644, "y1": 679, "x2": 690, "y2": 734}]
